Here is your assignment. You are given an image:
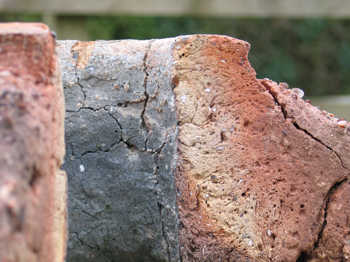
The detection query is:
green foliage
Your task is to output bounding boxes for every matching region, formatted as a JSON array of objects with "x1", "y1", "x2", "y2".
[
  {"x1": 1, "y1": 14, "x2": 350, "y2": 95},
  {"x1": 85, "y1": 16, "x2": 350, "y2": 96},
  {"x1": 0, "y1": 13, "x2": 41, "y2": 22}
]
